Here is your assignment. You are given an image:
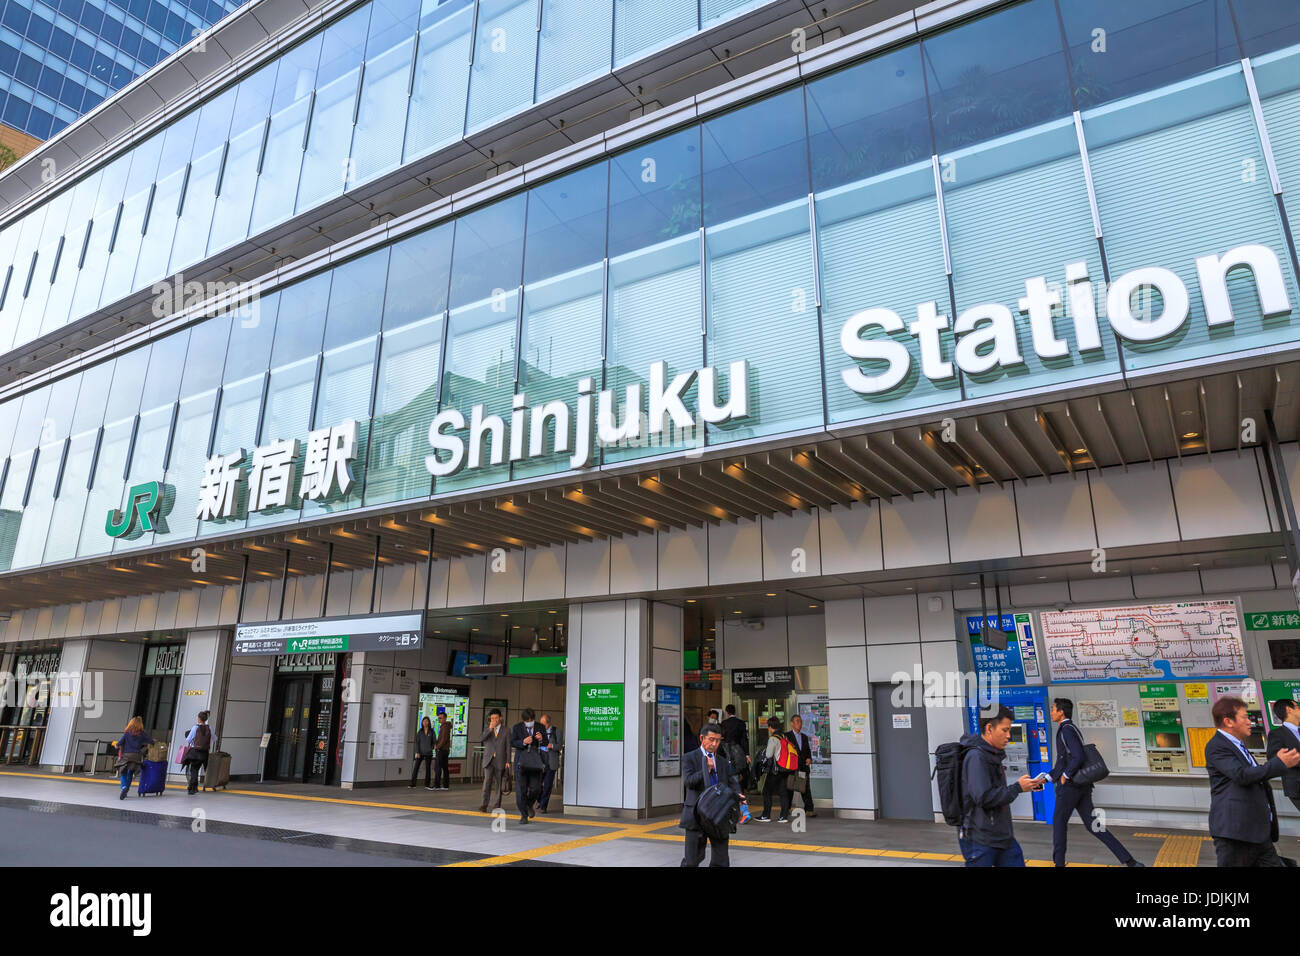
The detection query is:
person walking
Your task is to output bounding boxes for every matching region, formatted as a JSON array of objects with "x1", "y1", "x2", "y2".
[
  {"x1": 180, "y1": 710, "x2": 217, "y2": 795},
  {"x1": 756, "y1": 716, "x2": 793, "y2": 823},
  {"x1": 1206, "y1": 695, "x2": 1300, "y2": 866},
  {"x1": 720, "y1": 705, "x2": 751, "y2": 790},
  {"x1": 680, "y1": 722, "x2": 744, "y2": 867},
  {"x1": 479, "y1": 708, "x2": 510, "y2": 812},
  {"x1": 411, "y1": 716, "x2": 435, "y2": 790},
  {"x1": 510, "y1": 708, "x2": 546, "y2": 824},
  {"x1": 113, "y1": 717, "x2": 153, "y2": 800},
  {"x1": 538, "y1": 713, "x2": 563, "y2": 813},
  {"x1": 958, "y1": 704, "x2": 1039, "y2": 866},
  {"x1": 1266, "y1": 698, "x2": 1300, "y2": 814},
  {"x1": 784, "y1": 714, "x2": 816, "y2": 817},
  {"x1": 1048, "y1": 699, "x2": 1141, "y2": 867},
  {"x1": 434, "y1": 712, "x2": 452, "y2": 790}
]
